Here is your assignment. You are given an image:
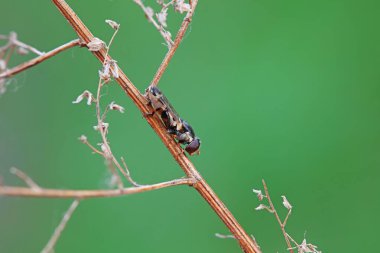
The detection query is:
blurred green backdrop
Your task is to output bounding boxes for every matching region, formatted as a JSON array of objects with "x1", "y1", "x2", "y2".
[{"x1": 1, "y1": 0, "x2": 379, "y2": 252}]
